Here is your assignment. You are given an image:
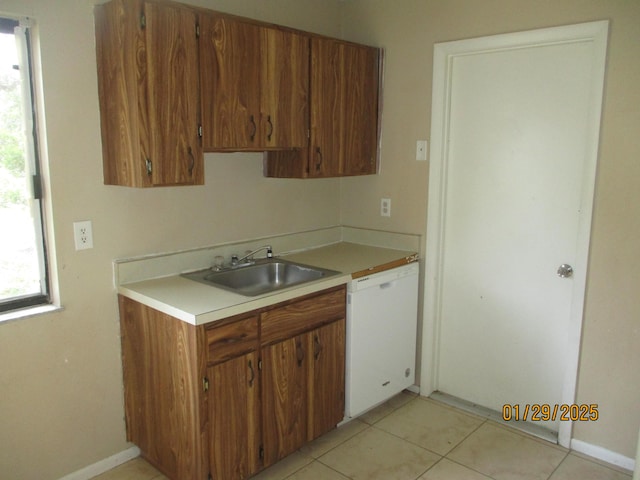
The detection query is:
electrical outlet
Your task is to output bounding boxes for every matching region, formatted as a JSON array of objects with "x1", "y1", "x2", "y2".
[
  {"x1": 73, "y1": 220, "x2": 94, "y2": 250},
  {"x1": 380, "y1": 198, "x2": 391, "y2": 217}
]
